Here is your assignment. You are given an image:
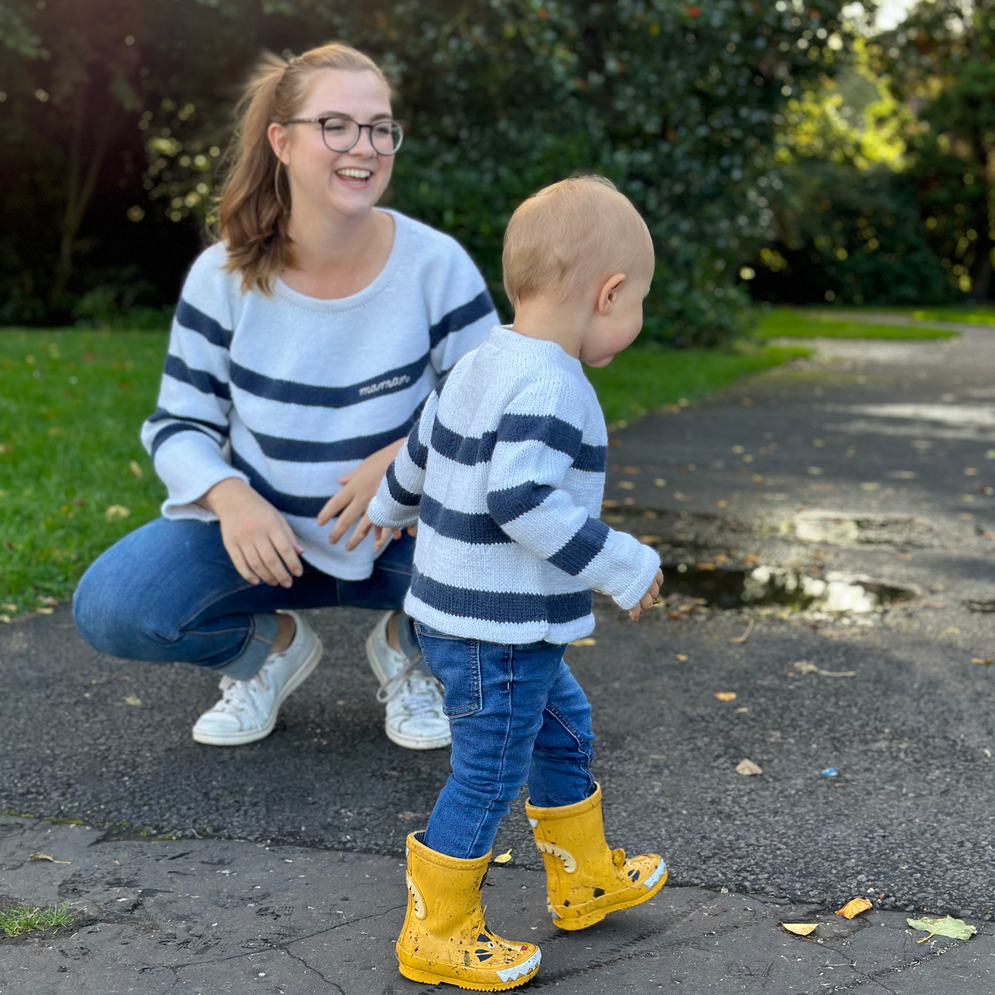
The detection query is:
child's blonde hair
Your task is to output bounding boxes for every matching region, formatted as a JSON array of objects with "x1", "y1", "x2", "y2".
[
  {"x1": 217, "y1": 42, "x2": 392, "y2": 294},
  {"x1": 502, "y1": 176, "x2": 651, "y2": 305}
]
